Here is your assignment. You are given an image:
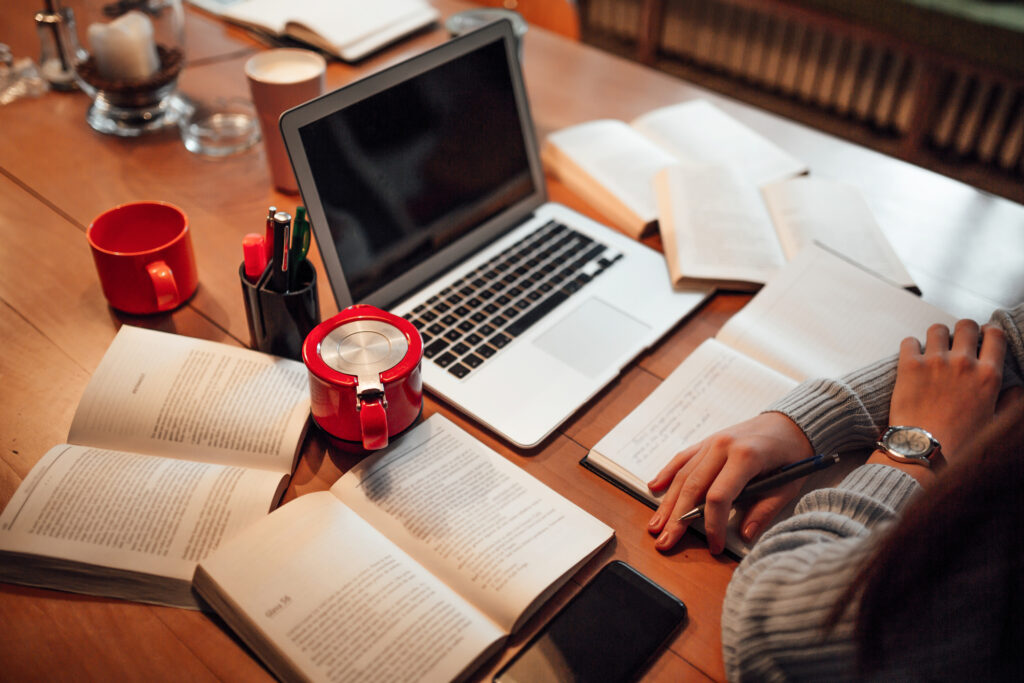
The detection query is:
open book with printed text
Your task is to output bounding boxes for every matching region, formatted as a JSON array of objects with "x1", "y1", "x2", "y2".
[
  {"x1": 655, "y1": 169, "x2": 915, "y2": 291},
  {"x1": 194, "y1": 414, "x2": 614, "y2": 683},
  {"x1": 582, "y1": 245, "x2": 955, "y2": 556},
  {"x1": 188, "y1": 0, "x2": 439, "y2": 62},
  {"x1": 0, "y1": 326, "x2": 310, "y2": 609},
  {"x1": 542, "y1": 99, "x2": 808, "y2": 238}
]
